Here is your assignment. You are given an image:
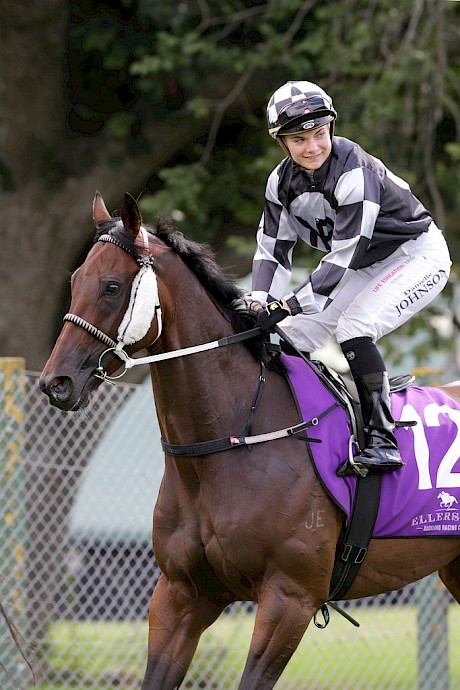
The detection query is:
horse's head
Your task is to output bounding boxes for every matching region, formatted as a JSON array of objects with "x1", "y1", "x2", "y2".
[{"x1": 39, "y1": 193, "x2": 162, "y2": 410}]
